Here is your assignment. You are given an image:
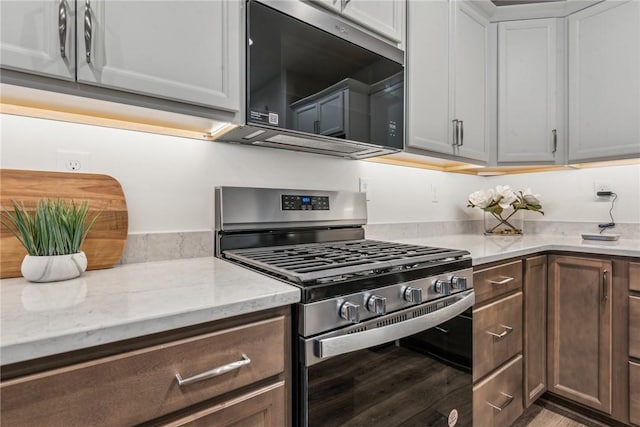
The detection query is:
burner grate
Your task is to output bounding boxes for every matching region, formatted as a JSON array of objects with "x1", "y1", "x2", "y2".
[{"x1": 223, "y1": 240, "x2": 469, "y2": 283}]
